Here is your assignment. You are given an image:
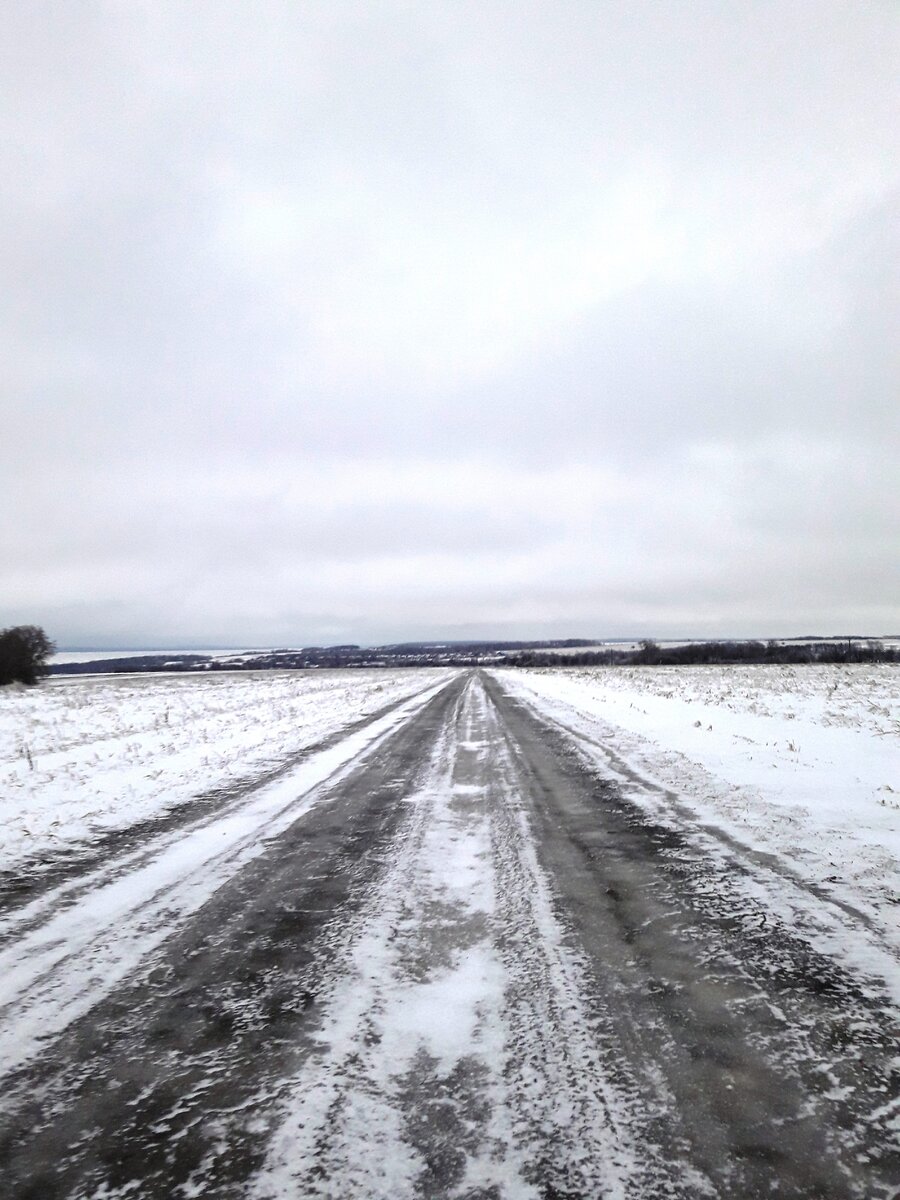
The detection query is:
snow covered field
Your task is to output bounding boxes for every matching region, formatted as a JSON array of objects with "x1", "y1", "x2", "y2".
[
  {"x1": 497, "y1": 664, "x2": 900, "y2": 991},
  {"x1": 0, "y1": 669, "x2": 453, "y2": 871}
]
